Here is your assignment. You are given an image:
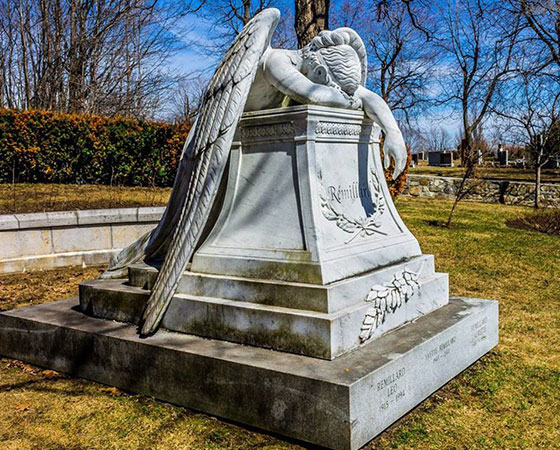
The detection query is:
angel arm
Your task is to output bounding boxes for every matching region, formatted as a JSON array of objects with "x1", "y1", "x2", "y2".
[
  {"x1": 355, "y1": 86, "x2": 407, "y2": 177},
  {"x1": 262, "y1": 49, "x2": 358, "y2": 109}
]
